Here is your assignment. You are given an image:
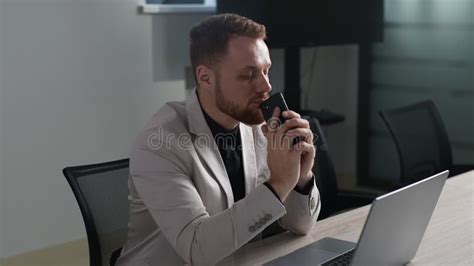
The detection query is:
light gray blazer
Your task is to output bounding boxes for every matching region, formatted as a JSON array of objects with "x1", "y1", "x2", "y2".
[{"x1": 116, "y1": 92, "x2": 320, "y2": 266}]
